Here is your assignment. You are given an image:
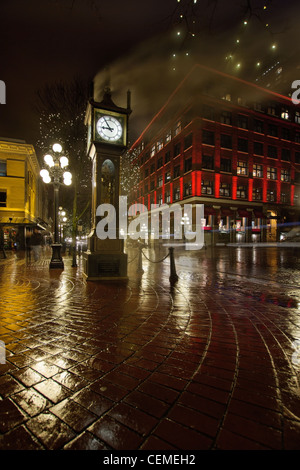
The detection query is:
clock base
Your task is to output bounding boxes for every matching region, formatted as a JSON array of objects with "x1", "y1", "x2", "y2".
[{"x1": 83, "y1": 251, "x2": 128, "y2": 282}]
